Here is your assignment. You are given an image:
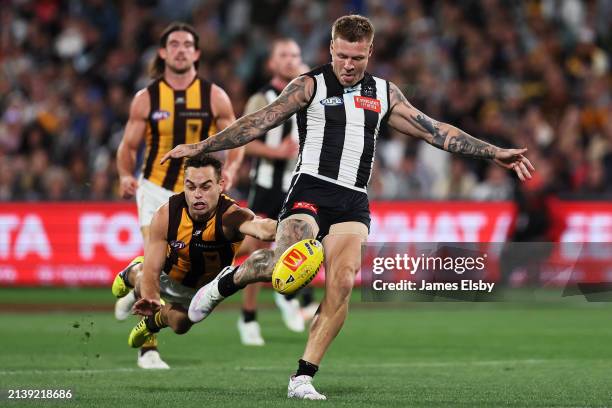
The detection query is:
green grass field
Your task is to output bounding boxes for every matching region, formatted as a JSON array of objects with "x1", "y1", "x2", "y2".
[{"x1": 1, "y1": 288, "x2": 611, "y2": 407}]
